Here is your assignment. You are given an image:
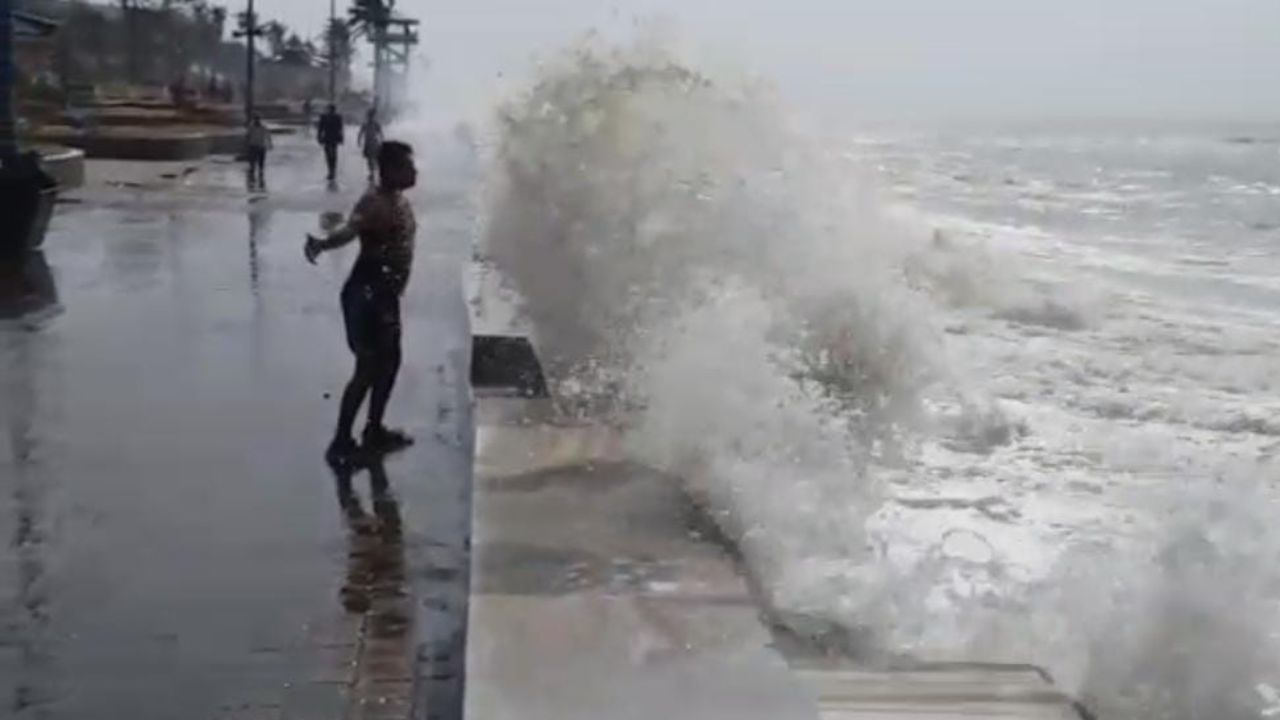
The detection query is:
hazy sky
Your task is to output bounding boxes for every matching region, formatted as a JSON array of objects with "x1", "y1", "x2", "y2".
[{"x1": 248, "y1": 0, "x2": 1280, "y2": 124}]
